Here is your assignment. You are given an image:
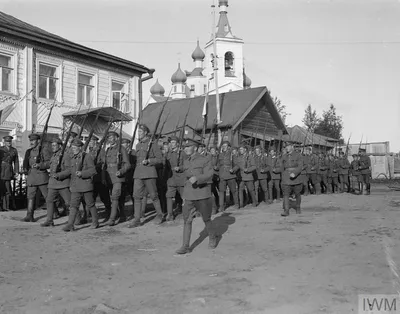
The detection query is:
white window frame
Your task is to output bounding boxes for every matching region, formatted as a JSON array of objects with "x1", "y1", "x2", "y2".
[
  {"x1": 36, "y1": 60, "x2": 62, "y2": 102},
  {"x1": 0, "y1": 50, "x2": 17, "y2": 95},
  {"x1": 110, "y1": 78, "x2": 128, "y2": 113},
  {"x1": 76, "y1": 70, "x2": 97, "y2": 107}
]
